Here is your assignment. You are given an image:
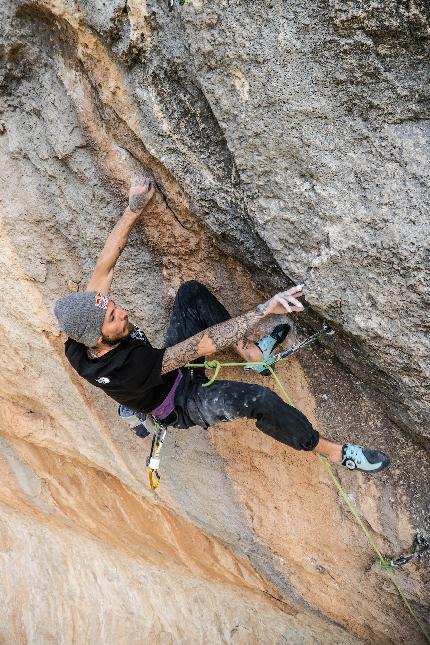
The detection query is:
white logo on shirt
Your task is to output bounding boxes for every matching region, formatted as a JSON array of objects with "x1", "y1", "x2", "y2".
[
  {"x1": 96, "y1": 377, "x2": 110, "y2": 384},
  {"x1": 130, "y1": 326, "x2": 149, "y2": 344}
]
